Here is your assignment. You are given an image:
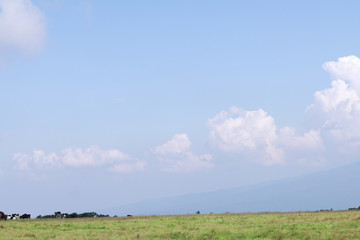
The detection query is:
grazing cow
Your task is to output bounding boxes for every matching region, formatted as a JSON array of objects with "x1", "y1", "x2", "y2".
[
  {"x1": 0, "y1": 211, "x2": 6, "y2": 220},
  {"x1": 20, "y1": 214, "x2": 31, "y2": 219},
  {"x1": 55, "y1": 211, "x2": 61, "y2": 219},
  {"x1": 8, "y1": 214, "x2": 20, "y2": 220},
  {"x1": 61, "y1": 213, "x2": 69, "y2": 219}
]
